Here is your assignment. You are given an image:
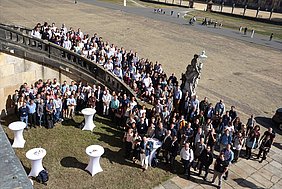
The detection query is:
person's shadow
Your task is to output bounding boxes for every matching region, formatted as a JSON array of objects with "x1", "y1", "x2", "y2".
[{"x1": 60, "y1": 156, "x2": 88, "y2": 172}]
